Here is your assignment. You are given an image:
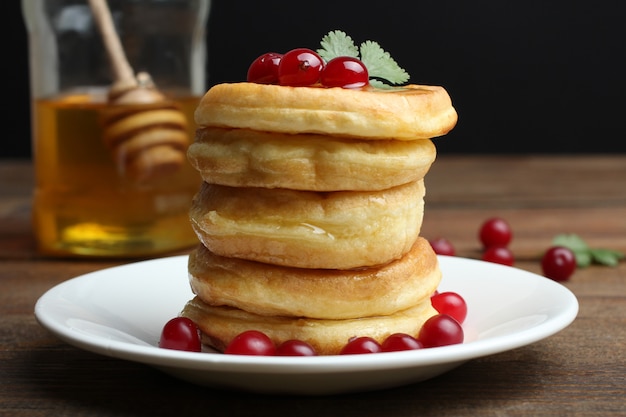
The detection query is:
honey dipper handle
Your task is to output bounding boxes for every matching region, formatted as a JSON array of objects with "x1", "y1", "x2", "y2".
[{"x1": 88, "y1": 0, "x2": 136, "y2": 84}]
